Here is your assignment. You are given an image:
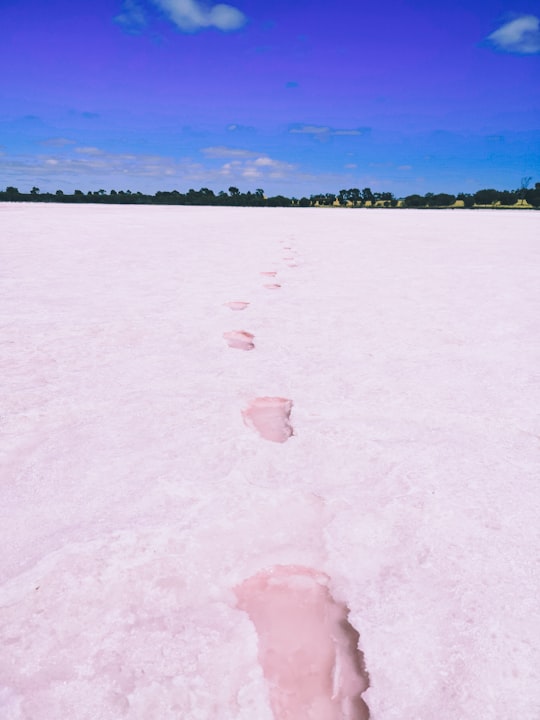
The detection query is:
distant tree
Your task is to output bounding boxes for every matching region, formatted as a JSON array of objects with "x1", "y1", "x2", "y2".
[
  {"x1": 298, "y1": 197, "x2": 310, "y2": 207},
  {"x1": 228, "y1": 186, "x2": 240, "y2": 196},
  {"x1": 266, "y1": 195, "x2": 292, "y2": 207},
  {"x1": 30, "y1": 186, "x2": 40, "y2": 195},
  {"x1": 498, "y1": 190, "x2": 518, "y2": 205},
  {"x1": 255, "y1": 188, "x2": 265, "y2": 198},
  {"x1": 519, "y1": 176, "x2": 532, "y2": 200},
  {"x1": 425, "y1": 193, "x2": 455, "y2": 207},
  {"x1": 361, "y1": 187, "x2": 374, "y2": 204},
  {"x1": 473, "y1": 189, "x2": 499, "y2": 205},
  {"x1": 380, "y1": 191, "x2": 397, "y2": 207},
  {"x1": 403, "y1": 194, "x2": 426, "y2": 208},
  {"x1": 348, "y1": 188, "x2": 361, "y2": 206},
  {"x1": 337, "y1": 189, "x2": 349, "y2": 206},
  {"x1": 321, "y1": 193, "x2": 336, "y2": 206},
  {"x1": 457, "y1": 193, "x2": 474, "y2": 208},
  {"x1": 524, "y1": 182, "x2": 540, "y2": 207}
]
